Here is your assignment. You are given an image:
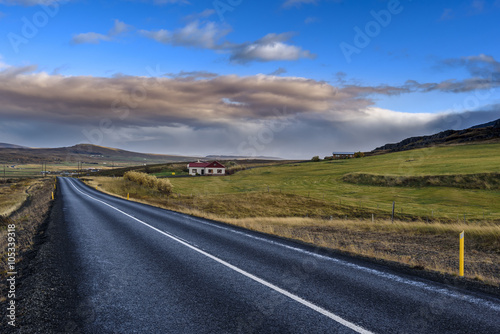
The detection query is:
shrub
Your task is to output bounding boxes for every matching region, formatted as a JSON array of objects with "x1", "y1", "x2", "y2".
[
  {"x1": 157, "y1": 178, "x2": 173, "y2": 195},
  {"x1": 123, "y1": 171, "x2": 173, "y2": 195},
  {"x1": 354, "y1": 151, "x2": 365, "y2": 158},
  {"x1": 311, "y1": 156, "x2": 320, "y2": 162}
]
